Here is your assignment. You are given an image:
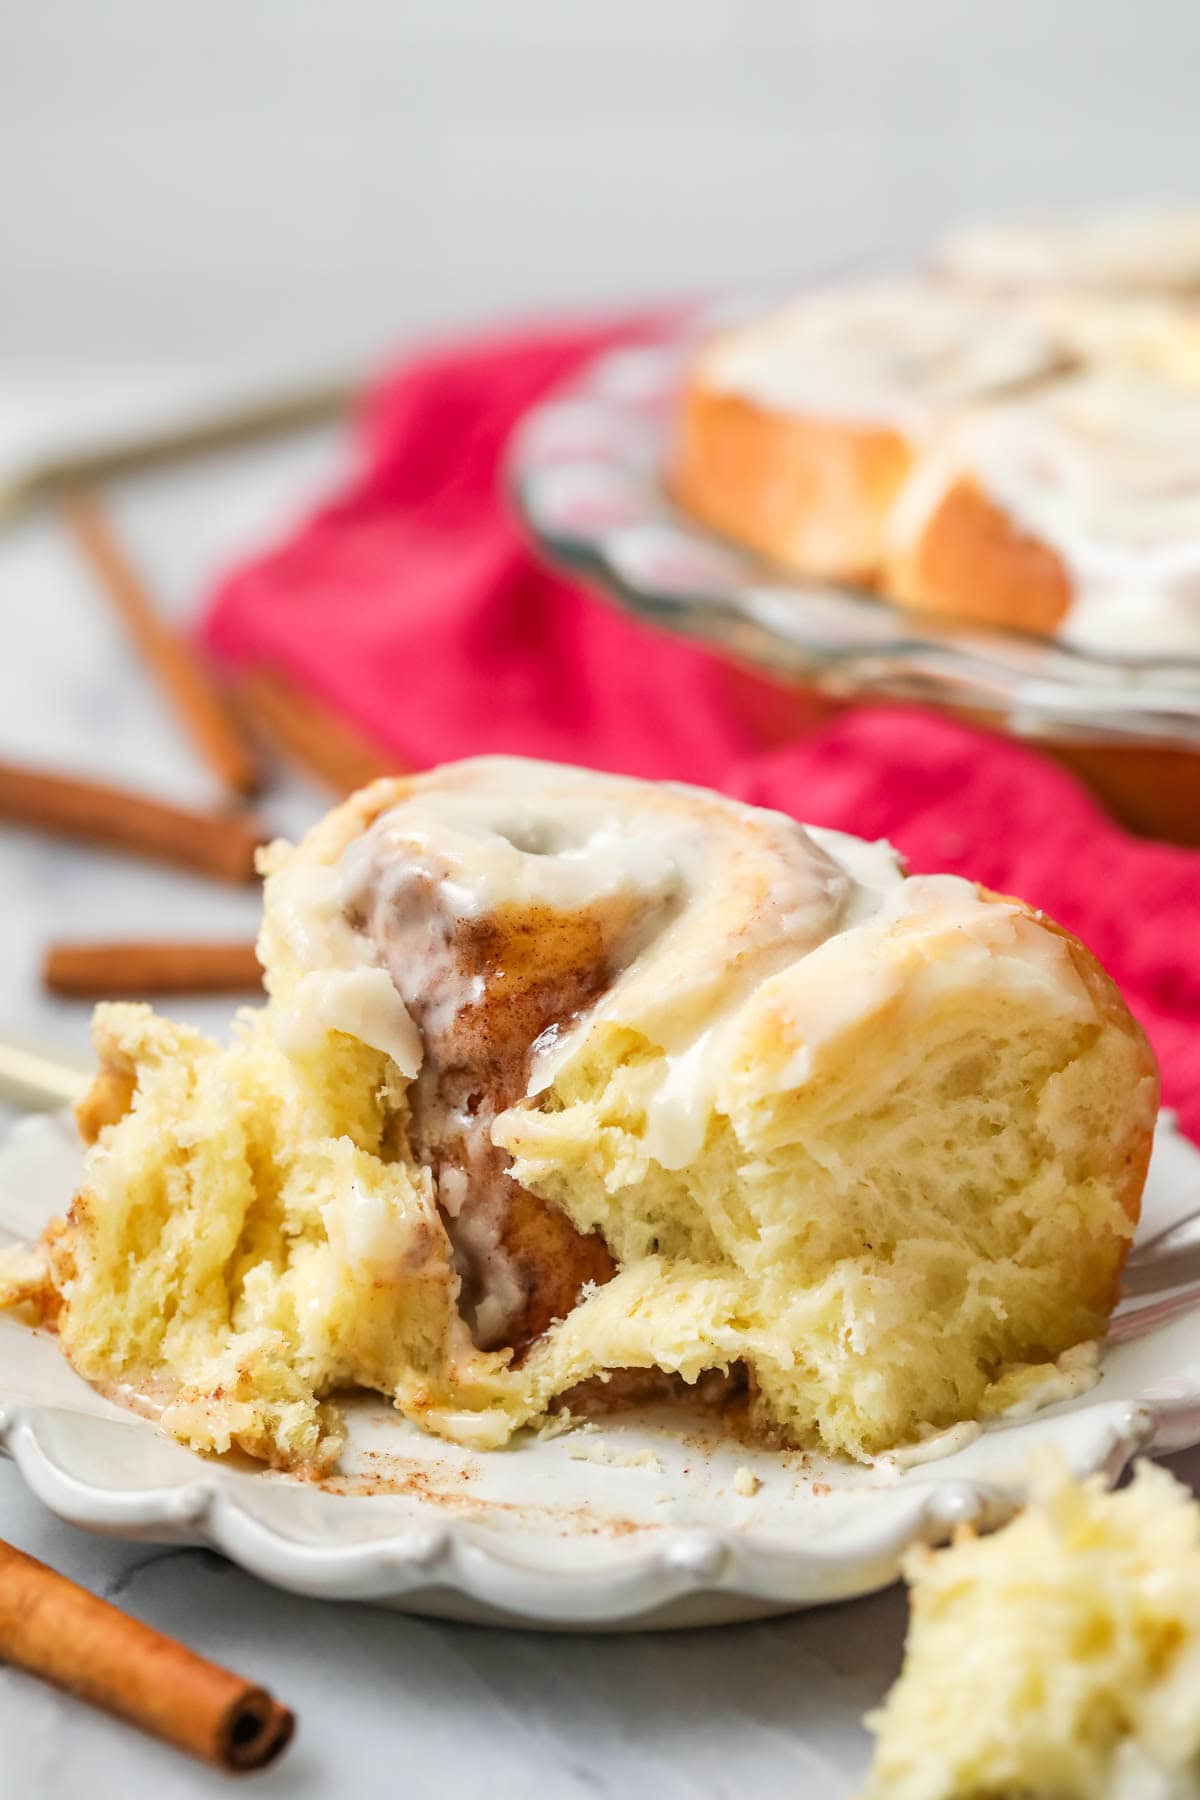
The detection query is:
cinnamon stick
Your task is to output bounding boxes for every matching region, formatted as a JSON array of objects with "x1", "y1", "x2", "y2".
[
  {"x1": 233, "y1": 667, "x2": 399, "y2": 796},
  {"x1": 62, "y1": 491, "x2": 262, "y2": 800},
  {"x1": 0, "y1": 1538, "x2": 293, "y2": 1773},
  {"x1": 44, "y1": 939, "x2": 262, "y2": 999},
  {"x1": 0, "y1": 759, "x2": 265, "y2": 884}
]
